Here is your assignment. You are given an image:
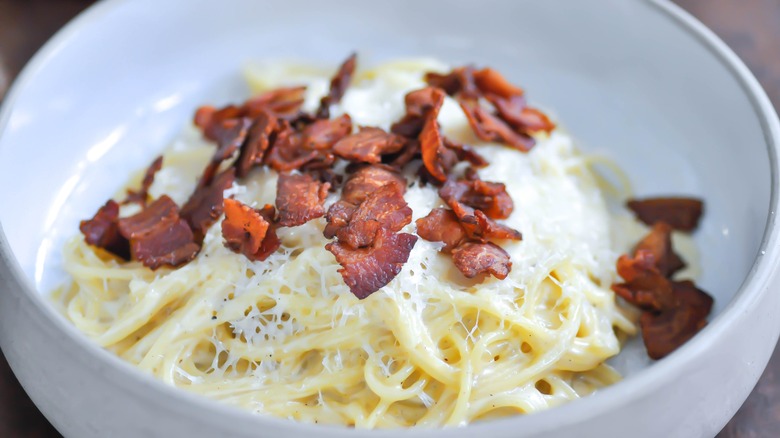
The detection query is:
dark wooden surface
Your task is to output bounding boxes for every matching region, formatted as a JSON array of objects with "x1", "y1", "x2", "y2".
[{"x1": 0, "y1": 0, "x2": 779, "y2": 436}]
